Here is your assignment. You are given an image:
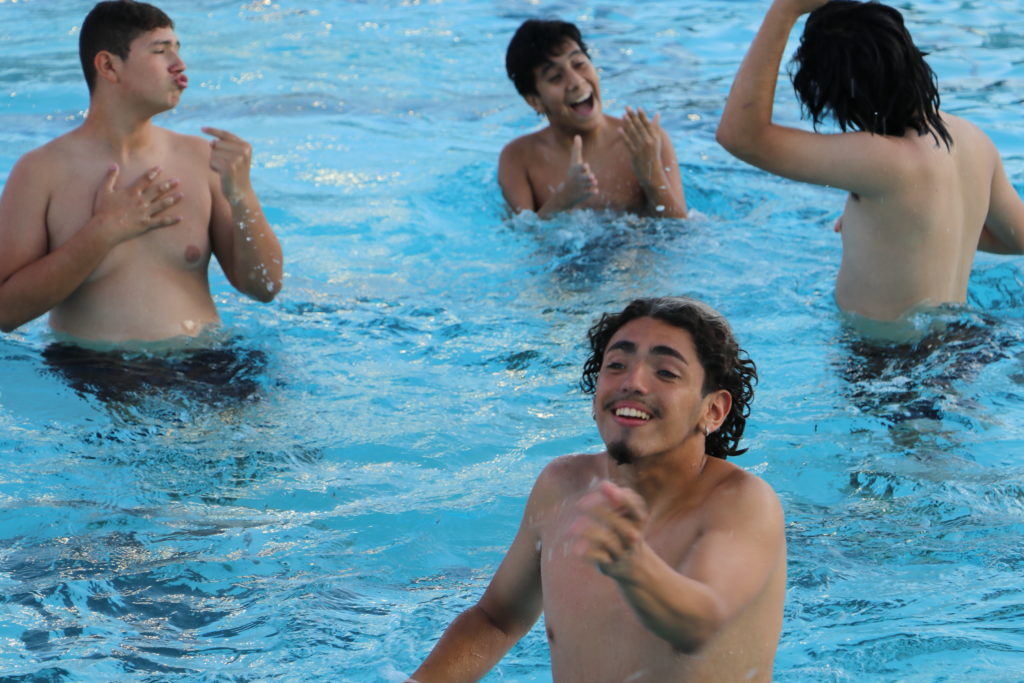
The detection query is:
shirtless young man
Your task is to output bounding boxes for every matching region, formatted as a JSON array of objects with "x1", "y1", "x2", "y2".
[
  {"x1": 499, "y1": 20, "x2": 688, "y2": 219},
  {"x1": 0, "y1": 1, "x2": 282, "y2": 344},
  {"x1": 411, "y1": 297, "x2": 786, "y2": 683},
  {"x1": 717, "y1": 0, "x2": 1024, "y2": 329}
]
